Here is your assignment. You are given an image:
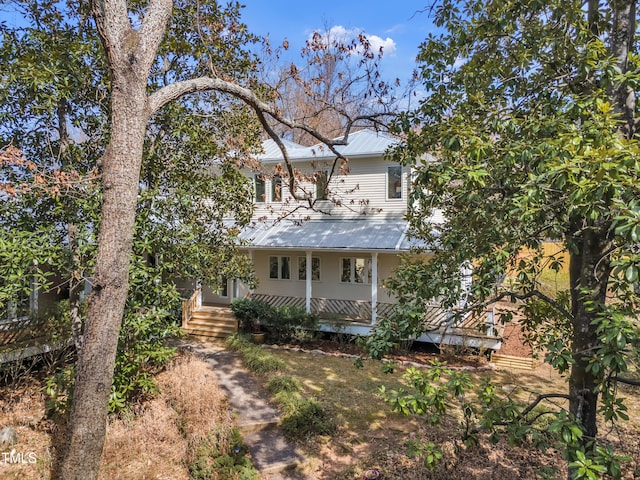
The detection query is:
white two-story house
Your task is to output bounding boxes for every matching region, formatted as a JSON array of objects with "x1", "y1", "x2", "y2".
[{"x1": 182, "y1": 129, "x2": 500, "y2": 349}]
